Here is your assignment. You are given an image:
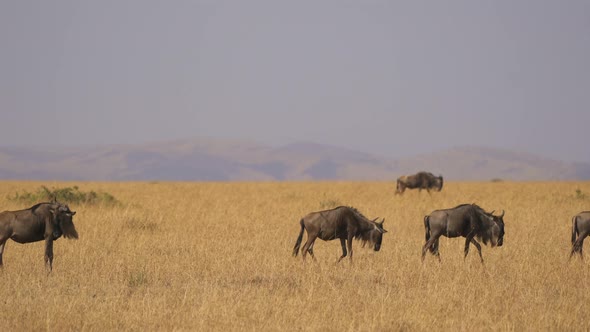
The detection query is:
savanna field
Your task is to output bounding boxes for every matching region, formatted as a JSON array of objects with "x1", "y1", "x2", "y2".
[{"x1": 1, "y1": 180, "x2": 590, "y2": 331}]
